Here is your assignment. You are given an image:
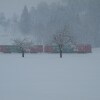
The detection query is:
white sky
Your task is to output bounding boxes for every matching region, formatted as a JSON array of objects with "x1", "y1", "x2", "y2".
[{"x1": 0, "y1": 0, "x2": 61, "y2": 18}]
